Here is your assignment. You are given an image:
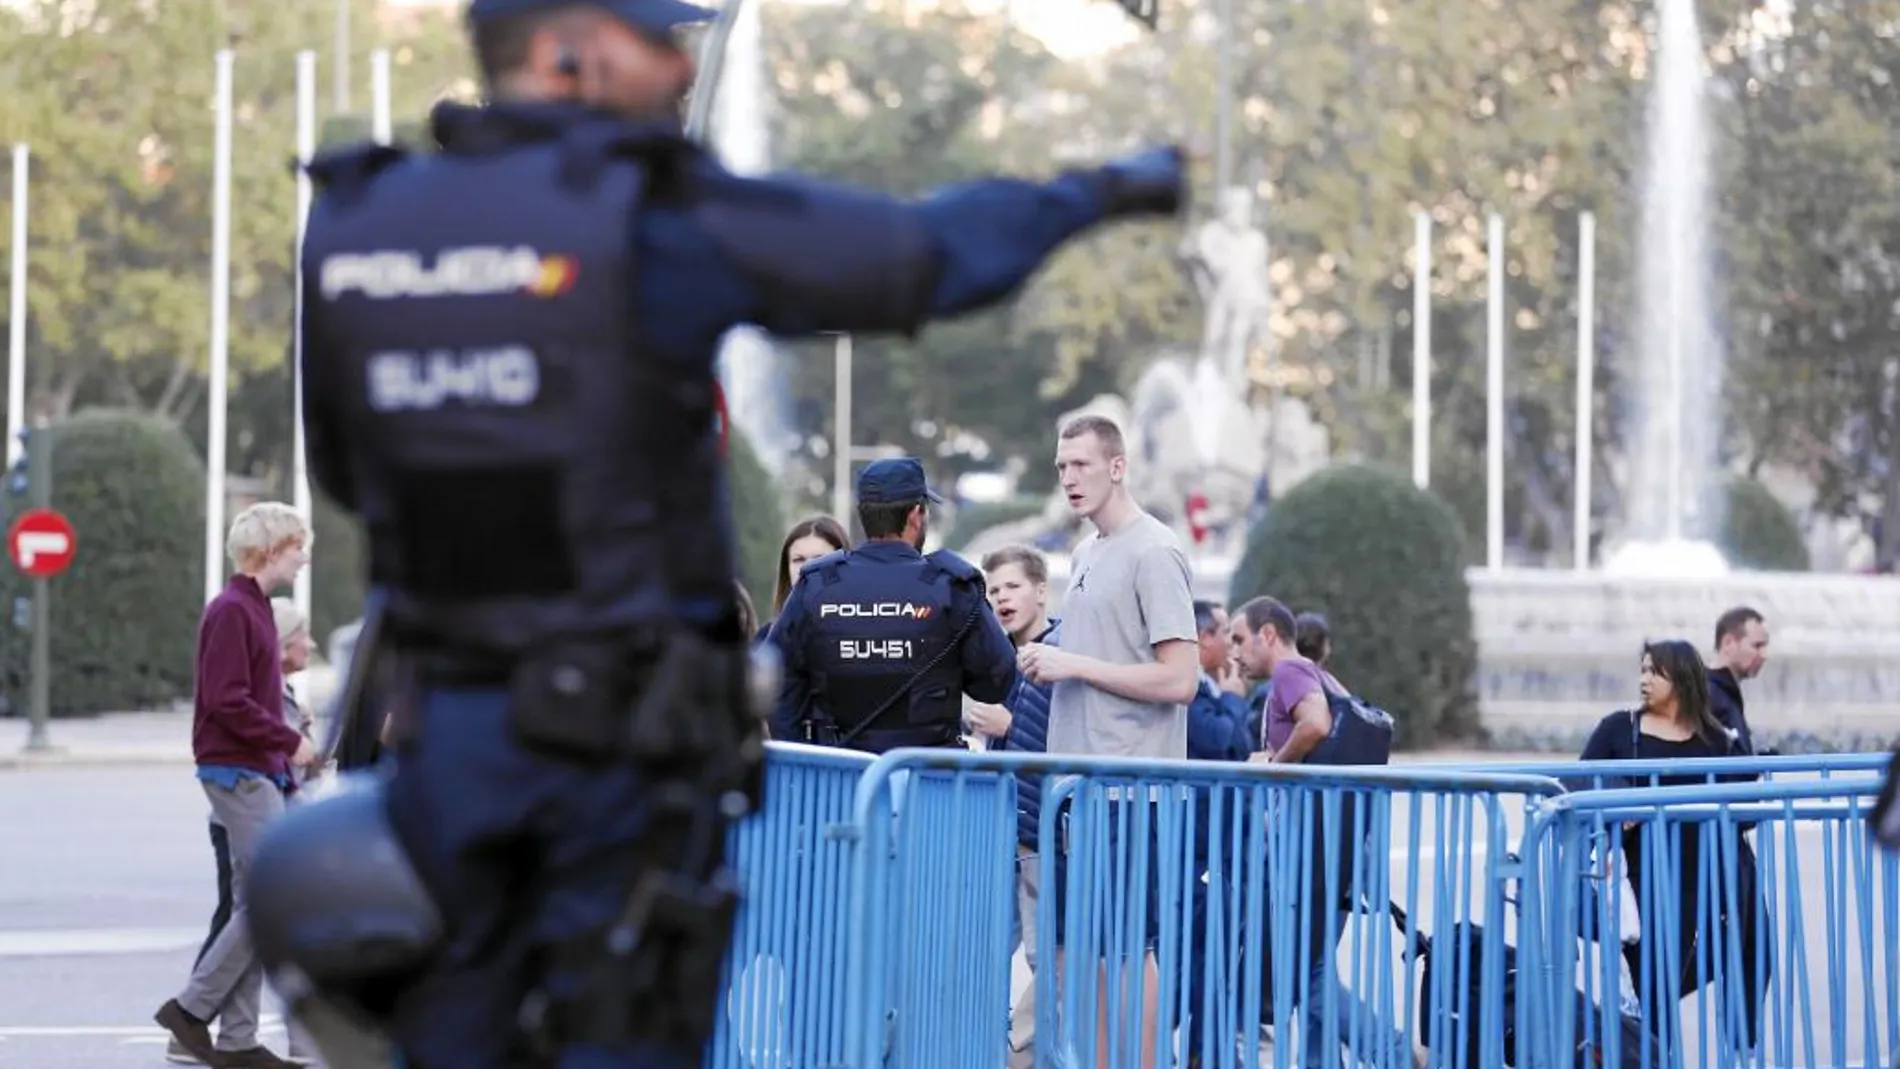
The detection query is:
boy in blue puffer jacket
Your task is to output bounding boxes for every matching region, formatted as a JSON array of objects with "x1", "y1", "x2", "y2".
[{"x1": 969, "y1": 546, "x2": 1060, "y2": 1069}]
